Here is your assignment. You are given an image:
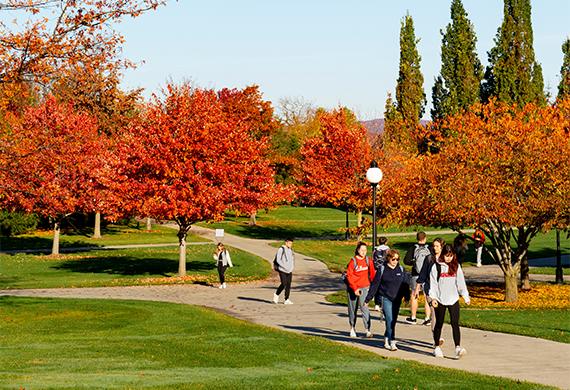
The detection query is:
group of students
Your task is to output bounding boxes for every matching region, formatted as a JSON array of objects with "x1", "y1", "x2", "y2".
[{"x1": 345, "y1": 232, "x2": 472, "y2": 359}]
